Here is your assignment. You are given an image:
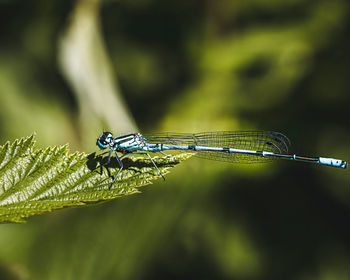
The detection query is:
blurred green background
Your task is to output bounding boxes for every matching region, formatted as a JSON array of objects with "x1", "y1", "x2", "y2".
[{"x1": 0, "y1": 0, "x2": 350, "y2": 279}]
